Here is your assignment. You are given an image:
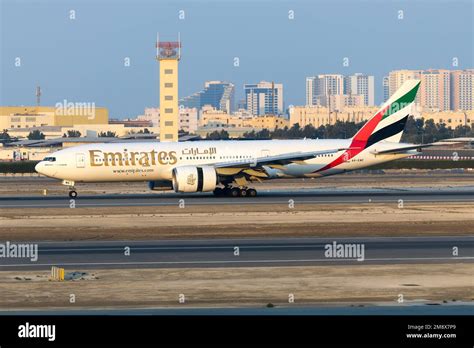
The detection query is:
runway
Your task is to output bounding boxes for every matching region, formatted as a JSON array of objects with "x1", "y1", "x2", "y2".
[
  {"x1": 1, "y1": 187, "x2": 474, "y2": 208},
  {"x1": 1, "y1": 304, "x2": 473, "y2": 315},
  {"x1": 1, "y1": 236, "x2": 472, "y2": 270}
]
